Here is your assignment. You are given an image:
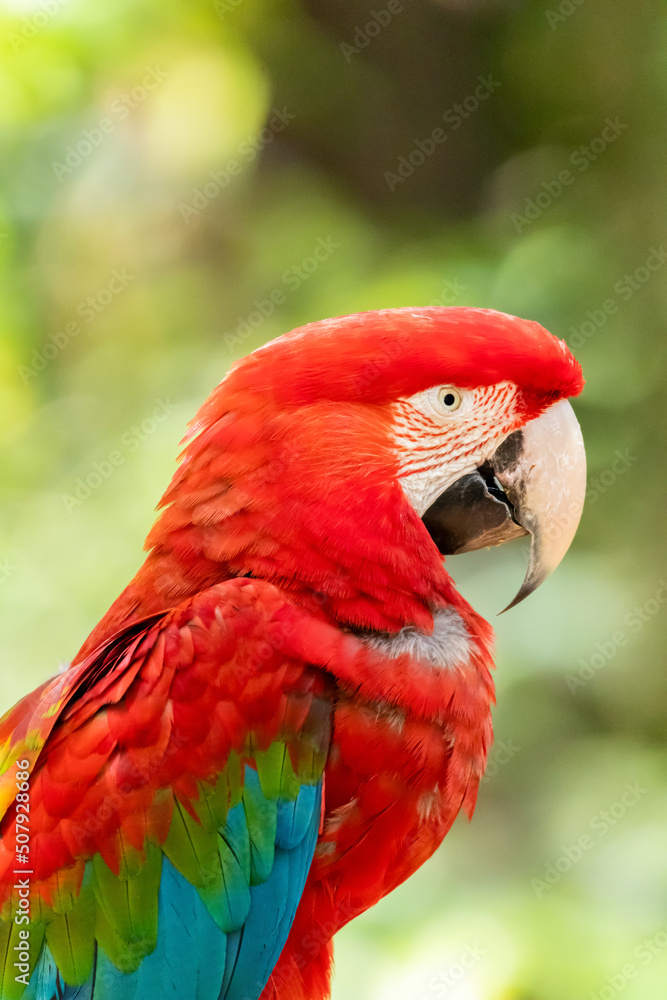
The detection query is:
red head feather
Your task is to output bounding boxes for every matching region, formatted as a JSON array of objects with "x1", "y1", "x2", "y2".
[
  {"x1": 193, "y1": 307, "x2": 583, "y2": 415},
  {"x1": 77, "y1": 308, "x2": 584, "y2": 658}
]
